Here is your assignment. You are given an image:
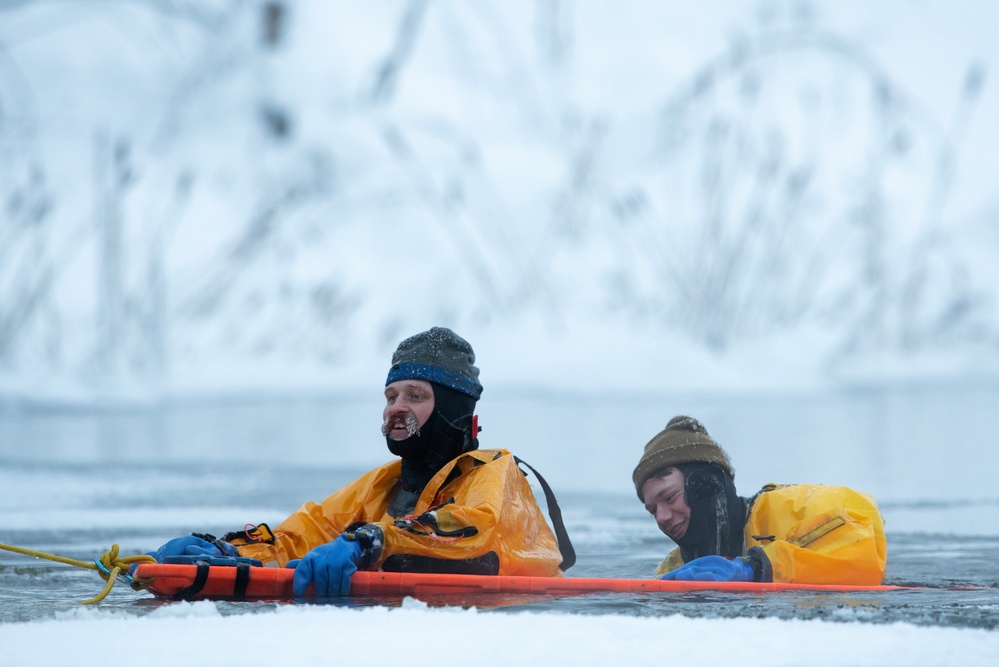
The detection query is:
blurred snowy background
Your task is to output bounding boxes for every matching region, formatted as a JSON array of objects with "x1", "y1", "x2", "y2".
[{"x1": 1, "y1": 0, "x2": 998, "y2": 404}]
